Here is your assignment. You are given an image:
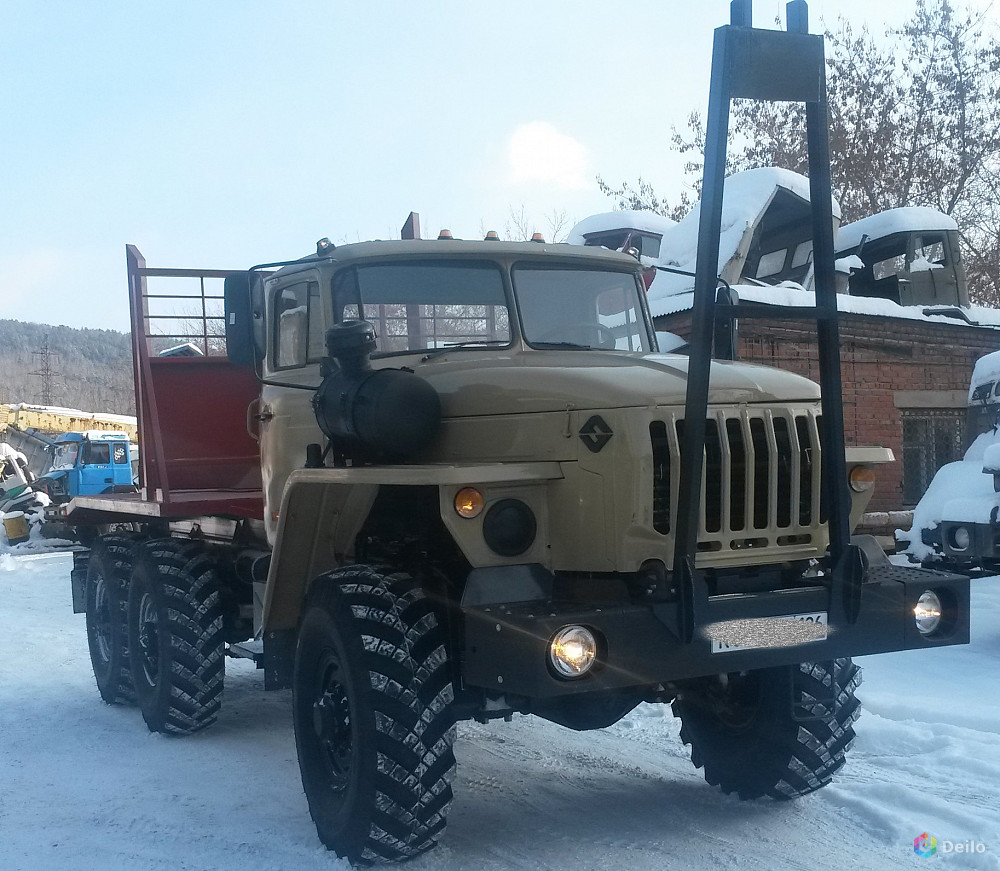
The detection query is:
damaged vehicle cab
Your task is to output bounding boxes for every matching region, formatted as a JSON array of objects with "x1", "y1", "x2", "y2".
[{"x1": 901, "y1": 348, "x2": 1000, "y2": 569}]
